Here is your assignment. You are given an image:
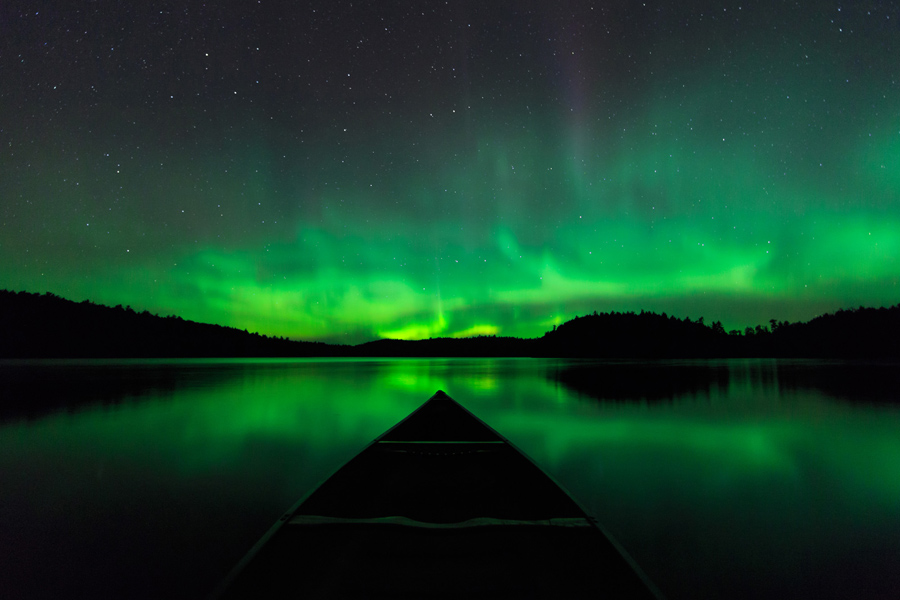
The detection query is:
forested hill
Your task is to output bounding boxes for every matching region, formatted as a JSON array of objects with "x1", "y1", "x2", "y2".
[
  {"x1": 538, "y1": 307, "x2": 900, "y2": 358},
  {"x1": 0, "y1": 290, "x2": 346, "y2": 358},
  {"x1": 2, "y1": 289, "x2": 899, "y2": 358}
]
